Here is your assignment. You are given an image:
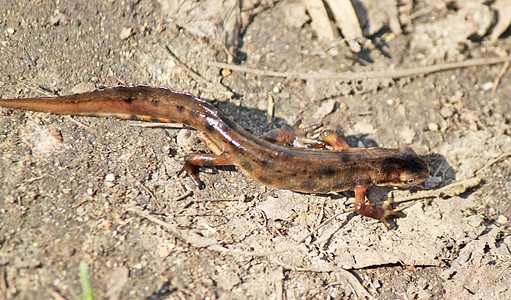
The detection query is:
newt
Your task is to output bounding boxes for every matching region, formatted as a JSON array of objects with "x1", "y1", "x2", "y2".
[{"x1": 0, "y1": 85, "x2": 430, "y2": 227}]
